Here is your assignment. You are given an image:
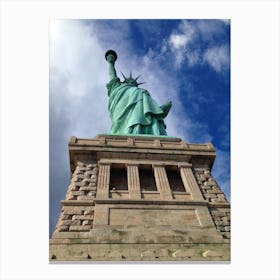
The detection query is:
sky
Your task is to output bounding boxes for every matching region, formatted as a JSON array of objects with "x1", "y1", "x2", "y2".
[{"x1": 49, "y1": 19, "x2": 230, "y2": 236}]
